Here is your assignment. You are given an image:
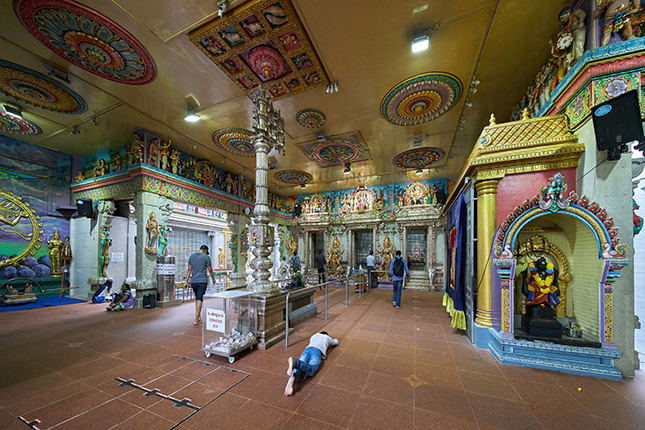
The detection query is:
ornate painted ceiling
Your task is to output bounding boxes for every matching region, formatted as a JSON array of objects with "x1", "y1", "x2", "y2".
[{"x1": 0, "y1": 0, "x2": 569, "y2": 197}]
